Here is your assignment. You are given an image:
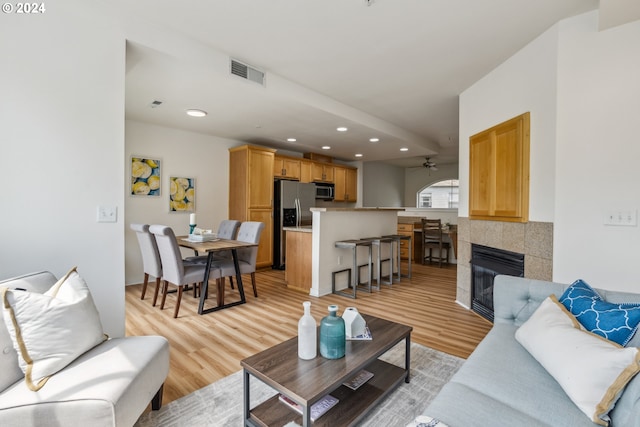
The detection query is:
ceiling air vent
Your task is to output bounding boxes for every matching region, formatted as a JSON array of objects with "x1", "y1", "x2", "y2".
[{"x1": 230, "y1": 59, "x2": 265, "y2": 86}]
